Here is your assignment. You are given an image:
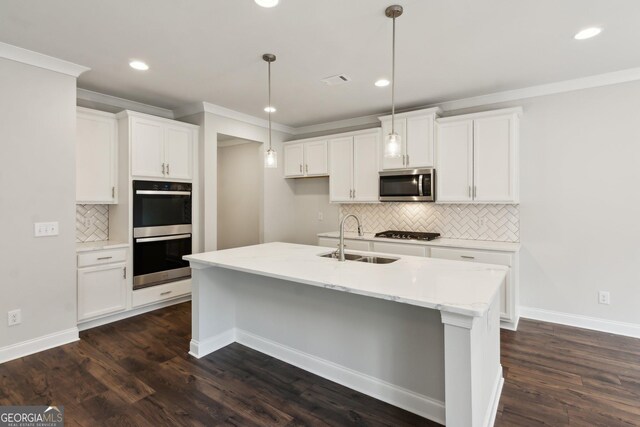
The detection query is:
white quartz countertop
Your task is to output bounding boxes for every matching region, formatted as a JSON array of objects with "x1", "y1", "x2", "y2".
[
  {"x1": 318, "y1": 231, "x2": 521, "y2": 252},
  {"x1": 184, "y1": 242, "x2": 507, "y2": 317},
  {"x1": 76, "y1": 240, "x2": 129, "y2": 252}
]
